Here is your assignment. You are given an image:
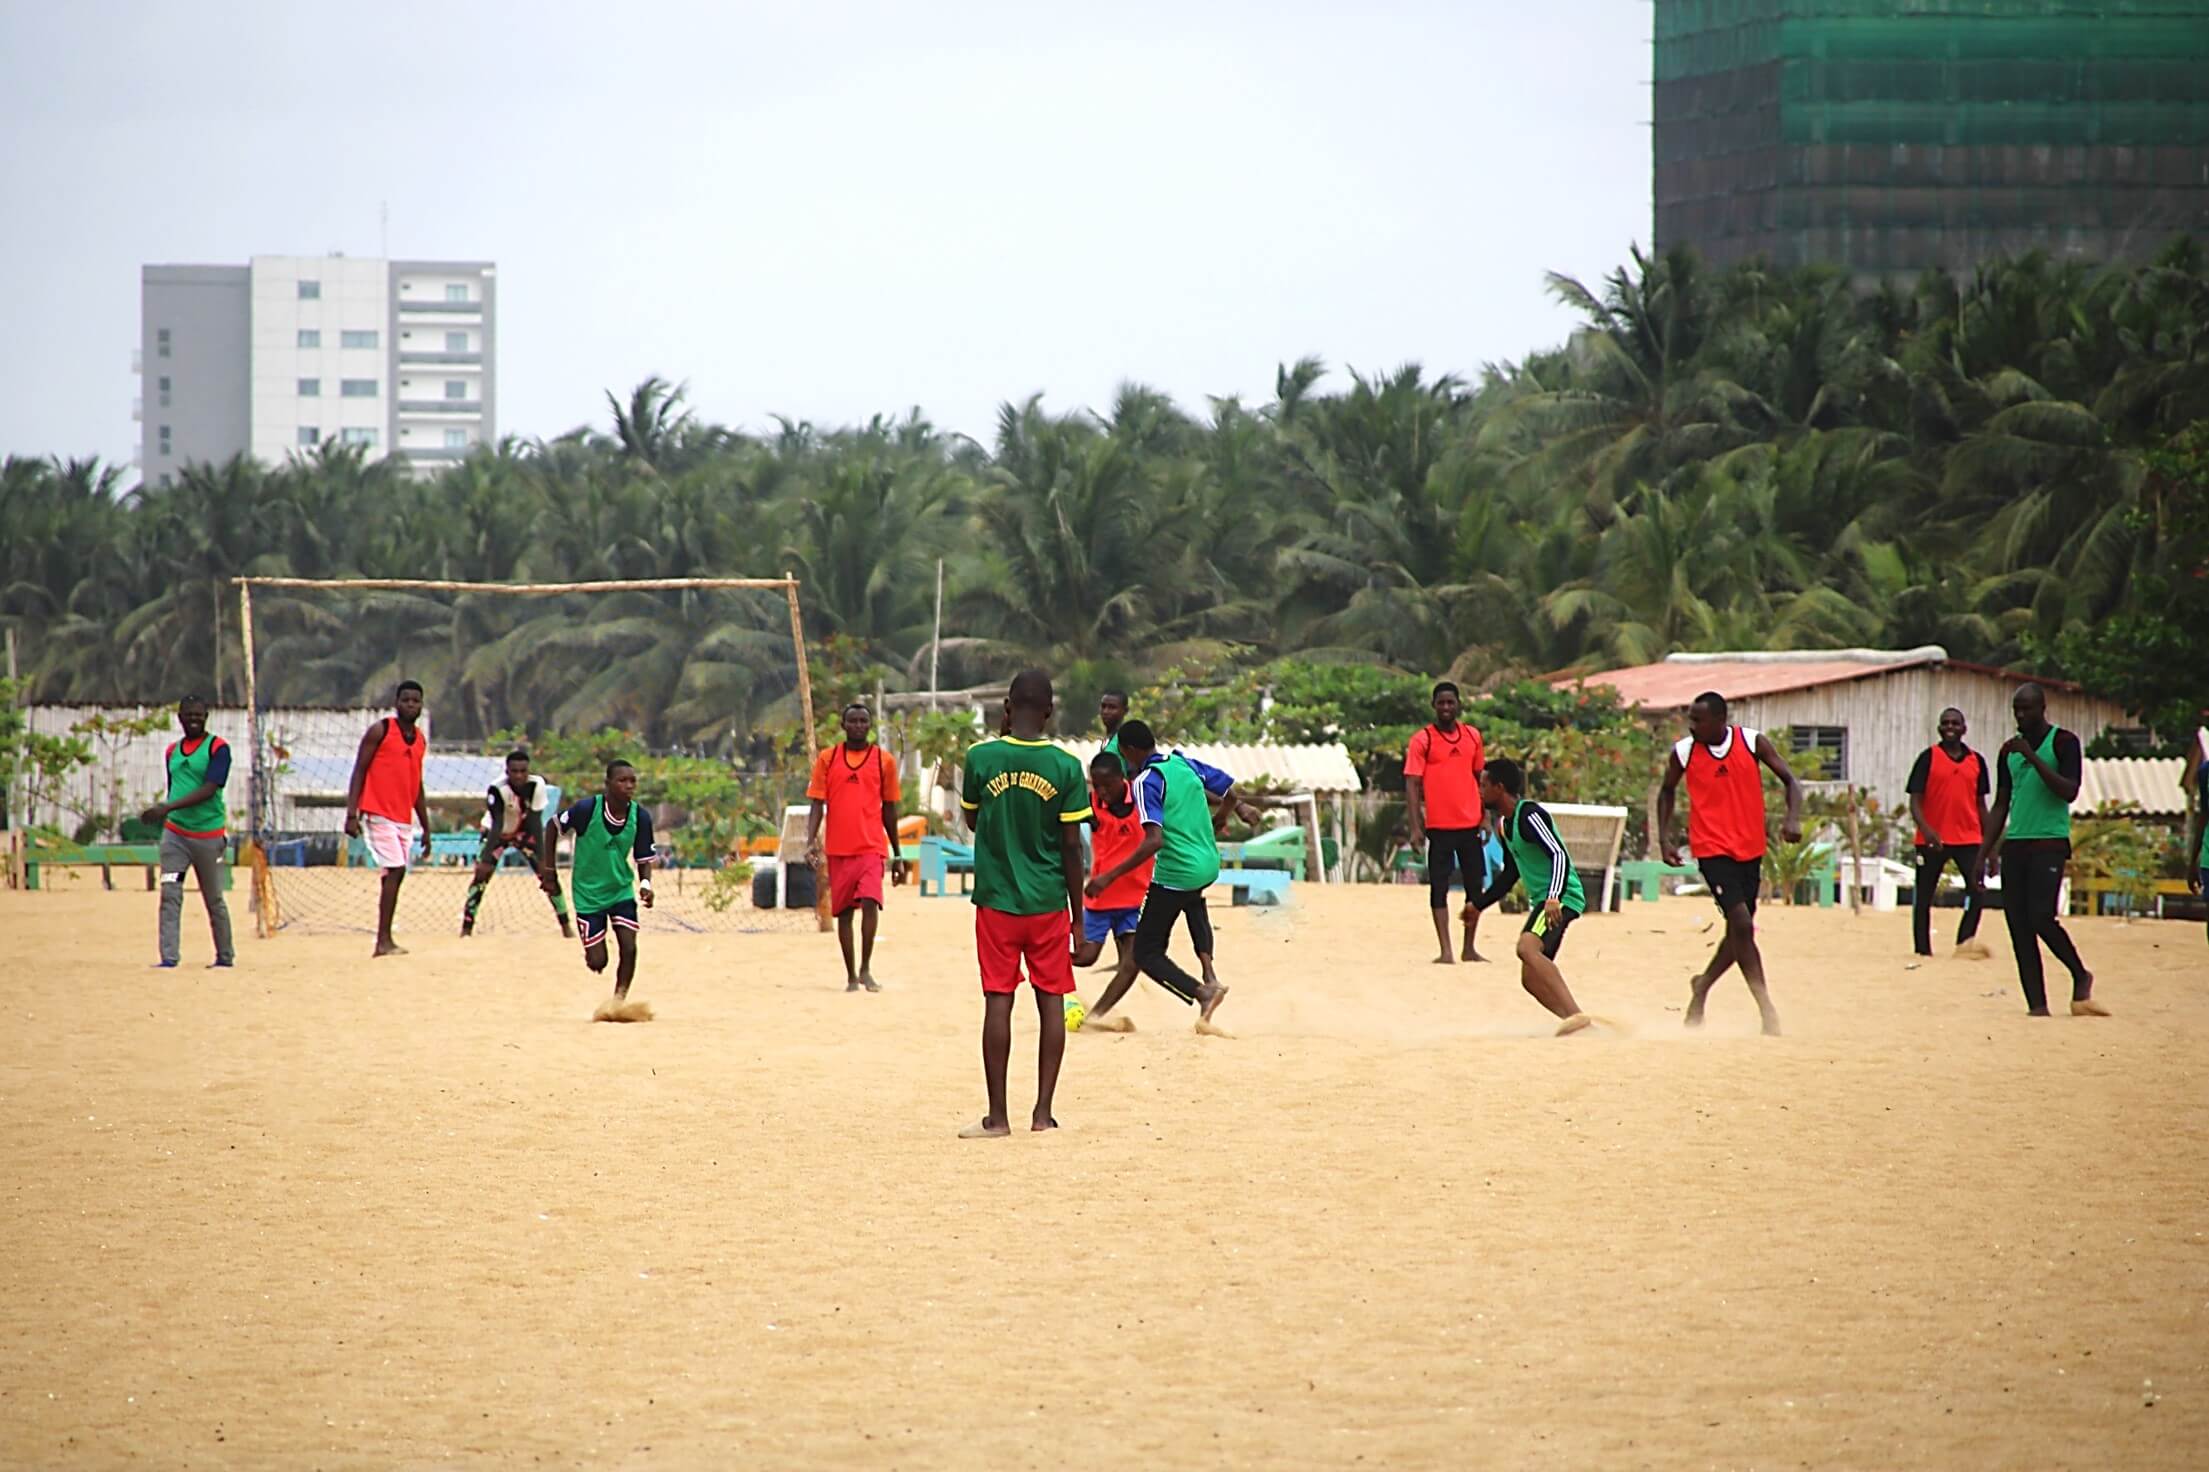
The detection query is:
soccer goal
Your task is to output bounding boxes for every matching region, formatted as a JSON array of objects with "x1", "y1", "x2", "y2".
[{"x1": 230, "y1": 575, "x2": 830, "y2": 940}]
